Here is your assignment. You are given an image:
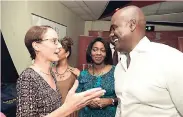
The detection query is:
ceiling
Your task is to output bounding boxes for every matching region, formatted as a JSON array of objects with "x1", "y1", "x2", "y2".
[
  {"x1": 60, "y1": 0, "x2": 109, "y2": 20},
  {"x1": 60, "y1": 1, "x2": 183, "y2": 23}
]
